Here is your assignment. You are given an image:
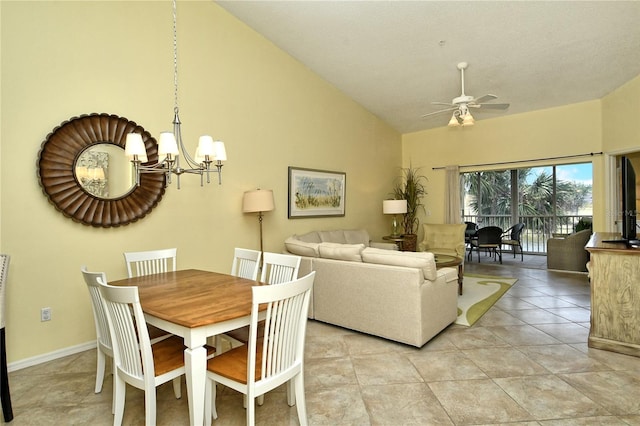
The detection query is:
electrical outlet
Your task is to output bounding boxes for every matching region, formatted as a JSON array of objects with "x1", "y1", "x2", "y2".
[{"x1": 41, "y1": 307, "x2": 52, "y2": 322}]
